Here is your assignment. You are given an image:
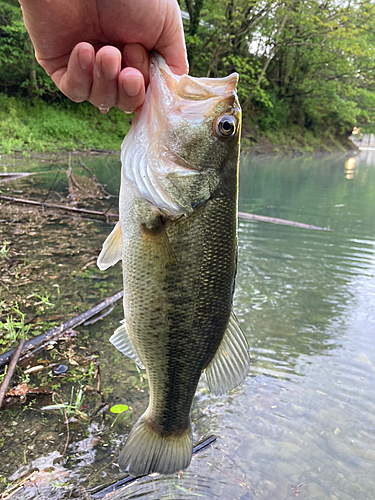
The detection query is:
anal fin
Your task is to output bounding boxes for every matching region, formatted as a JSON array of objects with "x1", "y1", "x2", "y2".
[
  {"x1": 205, "y1": 311, "x2": 250, "y2": 396},
  {"x1": 110, "y1": 321, "x2": 145, "y2": 369},
  {"x1": 97, "y1": 221, "x2": 122, "y2": 271}
]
